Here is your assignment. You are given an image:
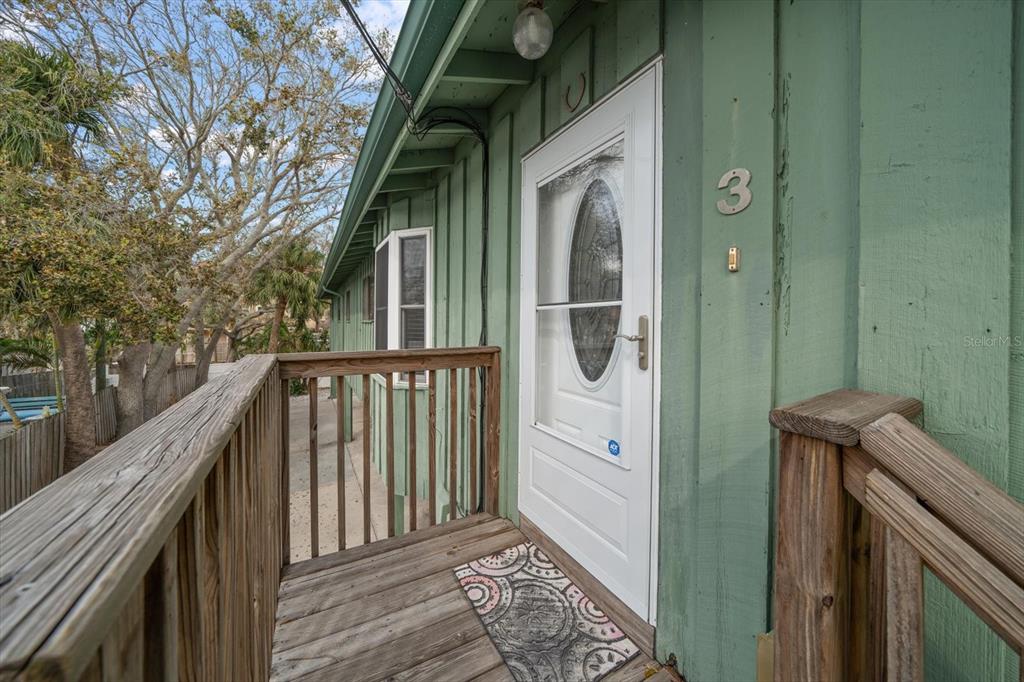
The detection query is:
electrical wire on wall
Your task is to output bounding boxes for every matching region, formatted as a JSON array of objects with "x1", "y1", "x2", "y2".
[{"x1": 342, "y1": 0, "x2": 493, "y2": 513}]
